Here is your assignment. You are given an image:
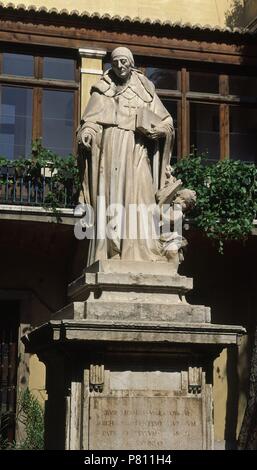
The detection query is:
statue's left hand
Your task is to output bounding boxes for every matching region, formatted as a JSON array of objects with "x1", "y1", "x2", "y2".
[{"x1": 147, "y1": 126, "x2": 166, "y2": 140}]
